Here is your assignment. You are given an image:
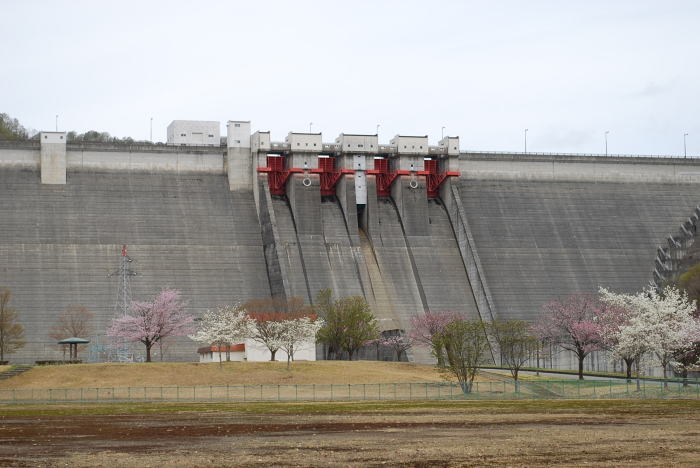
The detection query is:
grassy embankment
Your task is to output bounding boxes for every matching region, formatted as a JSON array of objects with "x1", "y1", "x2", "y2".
[{"x1": 0, "y1": 361, "x2": 476, "y2": 390}]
